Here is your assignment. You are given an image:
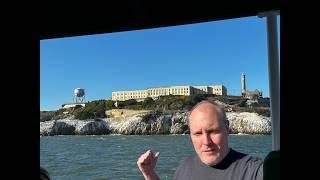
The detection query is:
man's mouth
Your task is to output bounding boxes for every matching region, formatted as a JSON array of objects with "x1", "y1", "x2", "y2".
[{"x1": 203, "y1": 149, "x2": 215, "y2": 152}]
